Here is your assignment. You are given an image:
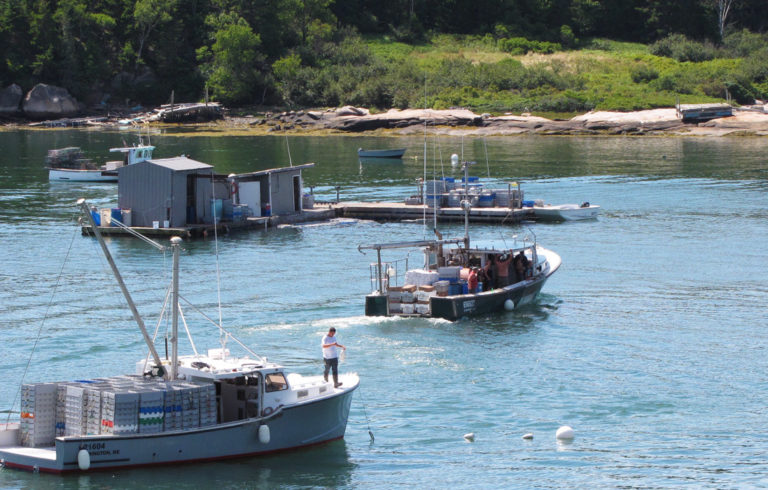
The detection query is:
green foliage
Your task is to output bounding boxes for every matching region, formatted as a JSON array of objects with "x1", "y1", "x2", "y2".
[
  {"x1": 498, "y1": 37, "x2": 562, "y2": 55},
  {"x1": 630, "y1": 64, "x2": 659, "y2": 83},
  {"x1": 649, "y1": 34, "x2": 717, "y2": 62}
]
